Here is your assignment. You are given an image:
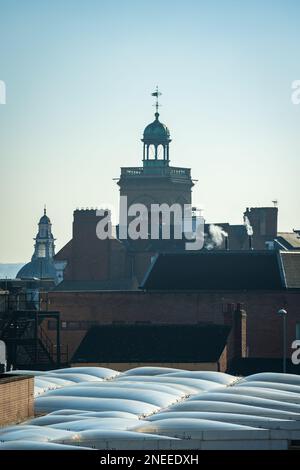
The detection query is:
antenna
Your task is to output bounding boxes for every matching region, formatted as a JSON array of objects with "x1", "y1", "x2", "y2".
[
  {"x1": 272, "y1": 199, "x2": 278, "y2": 207},
  {"x1": 151, "y1": 86, "x2": 162, "y2": 114}
]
